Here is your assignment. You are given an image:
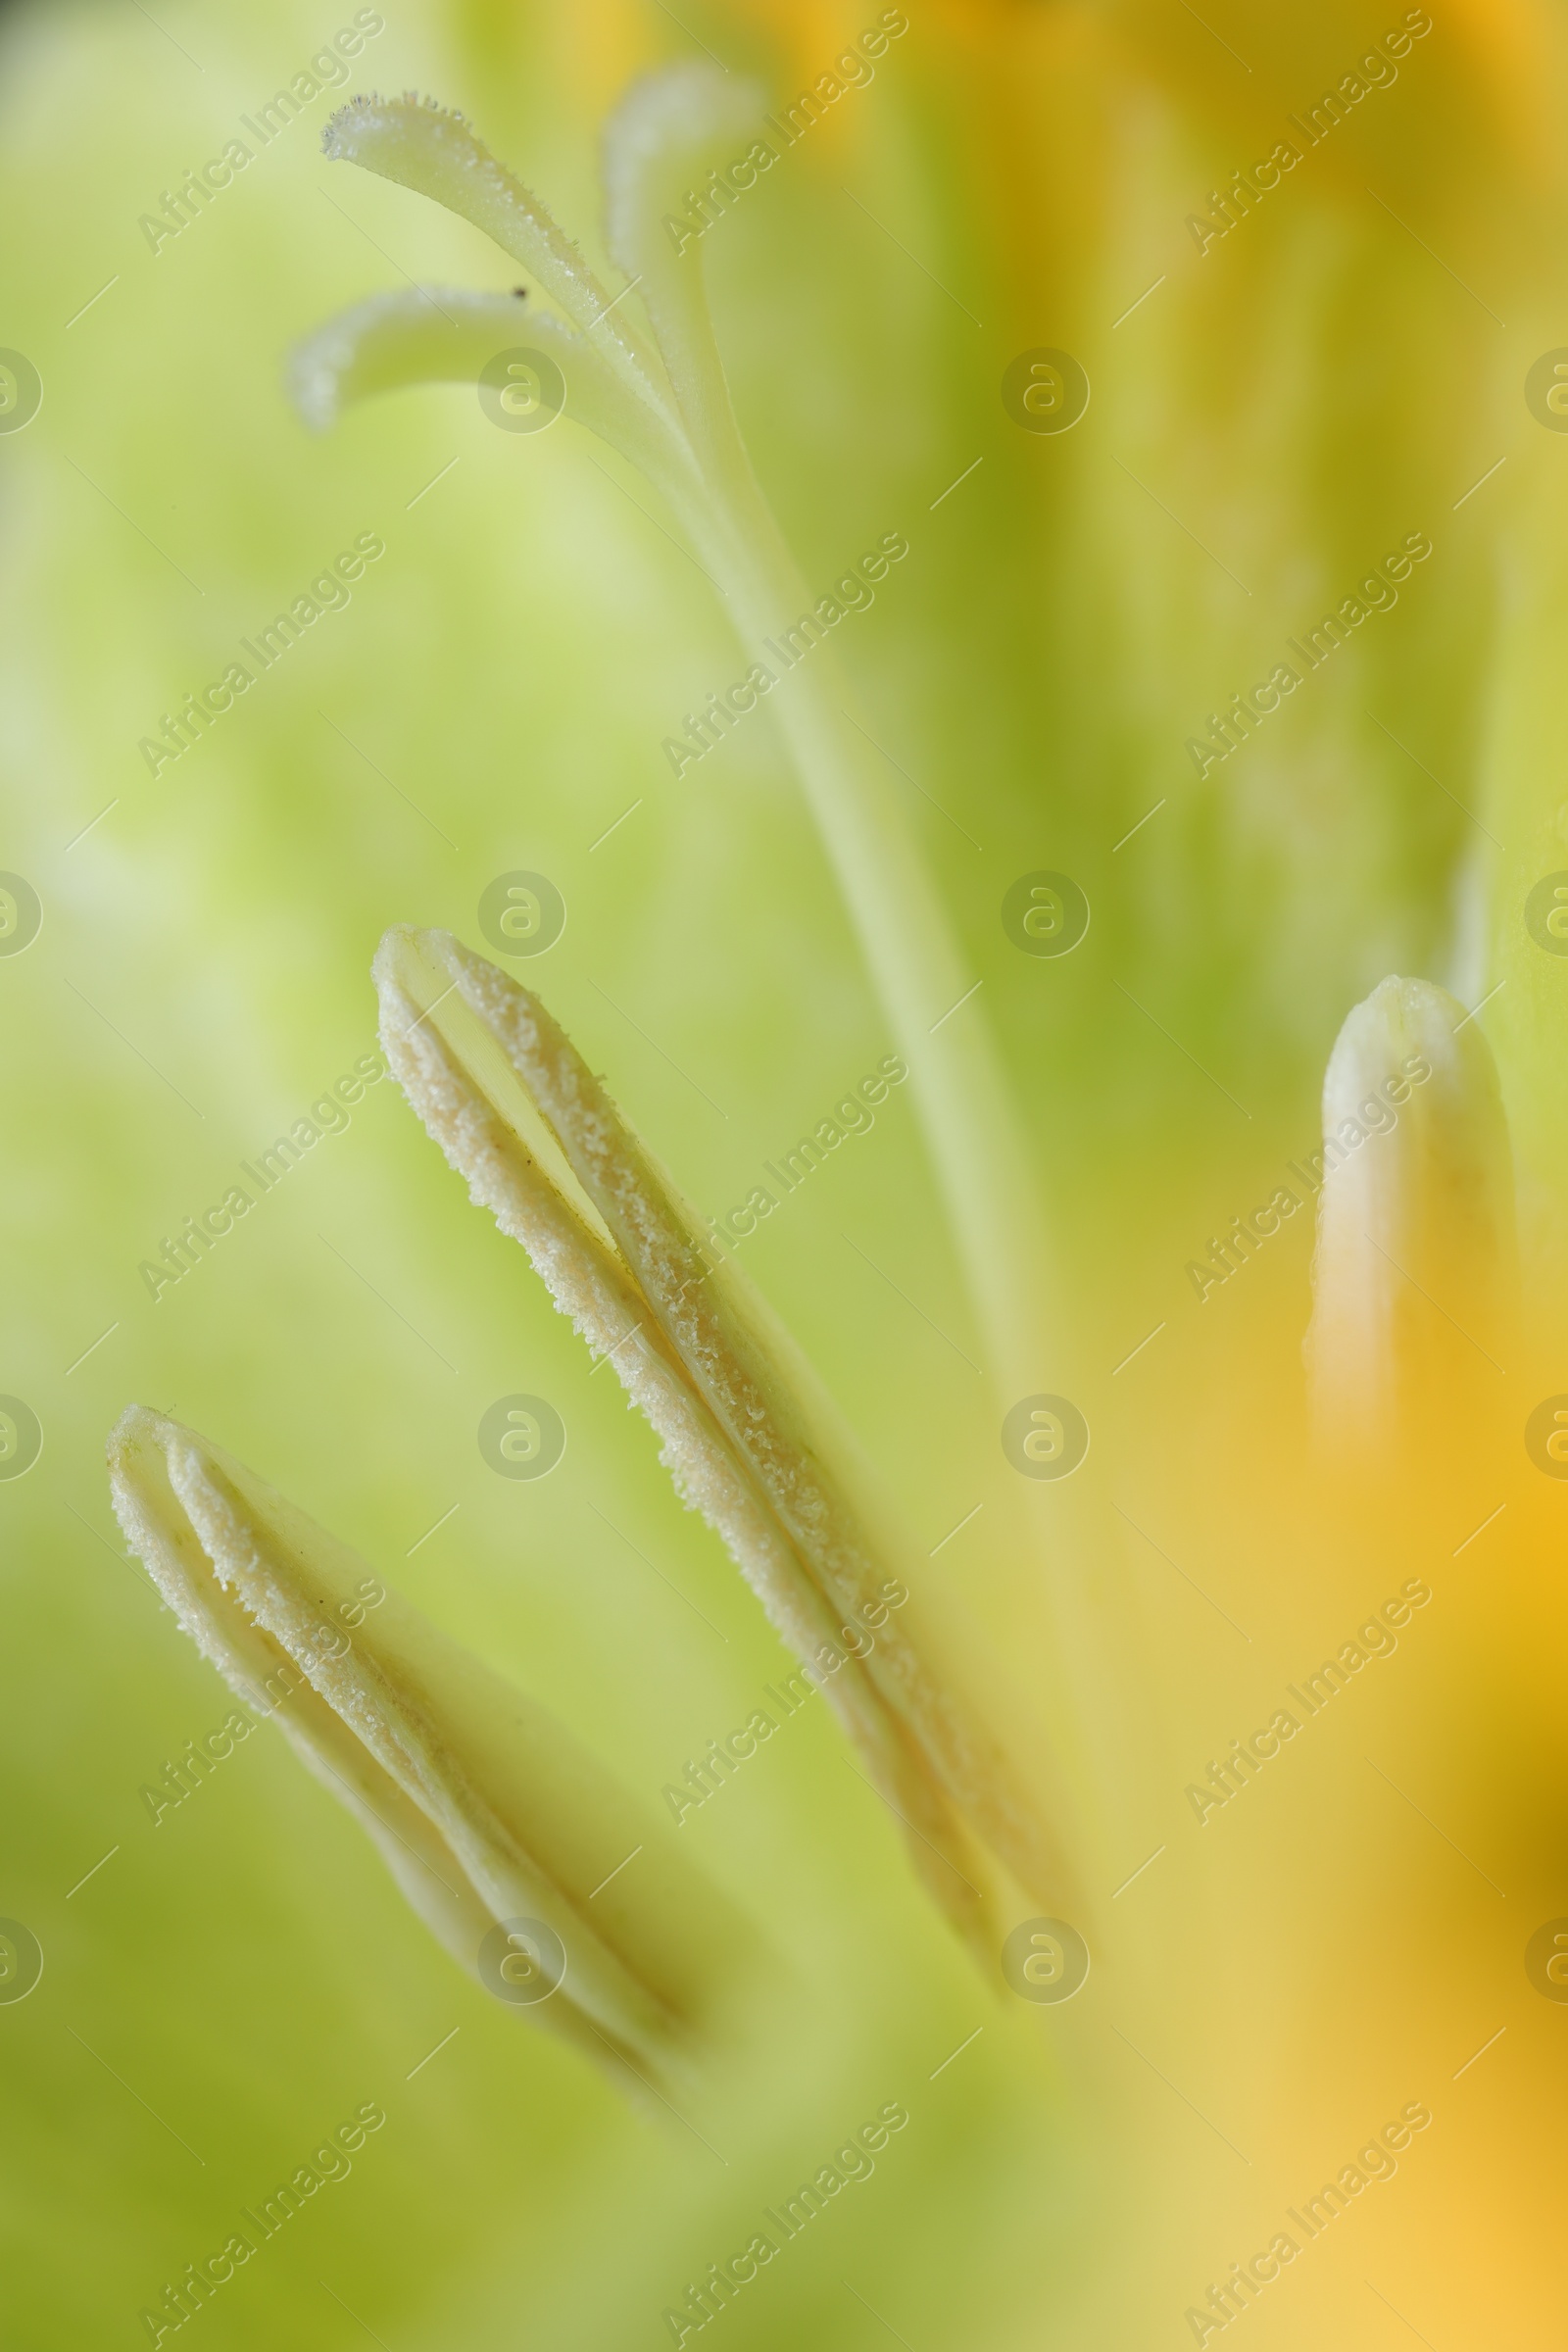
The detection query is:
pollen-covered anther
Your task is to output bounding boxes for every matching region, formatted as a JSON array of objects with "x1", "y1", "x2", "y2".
[
  {"x1": 370, "y1": 925, "x2": 1078, "y2": 1950},
  {"x1": 107, "y1": 1402, "x2": 755, "y2": 2089}
]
